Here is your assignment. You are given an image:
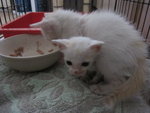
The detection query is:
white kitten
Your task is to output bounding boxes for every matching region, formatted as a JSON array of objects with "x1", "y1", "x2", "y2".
[
  {"x1": 31, "y1": 10, "x2": 148, "y2": 111},
  {"x1": 30, "y1": 10, "x2": 83, "y2": 39},
  {"x1": 52, "y1": 36, "x2": 146, "y2": 110}
]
